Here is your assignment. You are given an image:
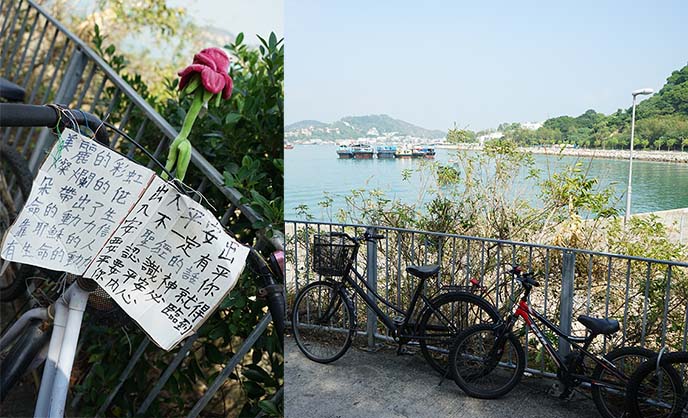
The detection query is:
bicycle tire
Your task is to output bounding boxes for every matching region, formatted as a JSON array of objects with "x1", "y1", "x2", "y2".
[
  {"x1": 449, "y1": 322, "x2": 525, "y2": 399},
  {"x1": 624, "y1": 351, "x2": 687, "y2": 418},
  {"x1": 0, "y1": 319, "x2": 50, "y2": 402},
  {"x1": 591, "y1": 346, "x2": 661, "y2": 418},
  {"x1": 0, "y1": 144, "x2": 32, "y2": 199},
  {"x1": 418, "y1": 291, "x2": 500, "y2": 375},
  {"x1": 292, "y1": 280, "x2": 355, "y2": 363},
  {"x1": 0, "y1": 264, "x2": 30, "y2": 302},
  {"x1": 0, "y1": 144, "x2": 33, "y2": 302}
]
